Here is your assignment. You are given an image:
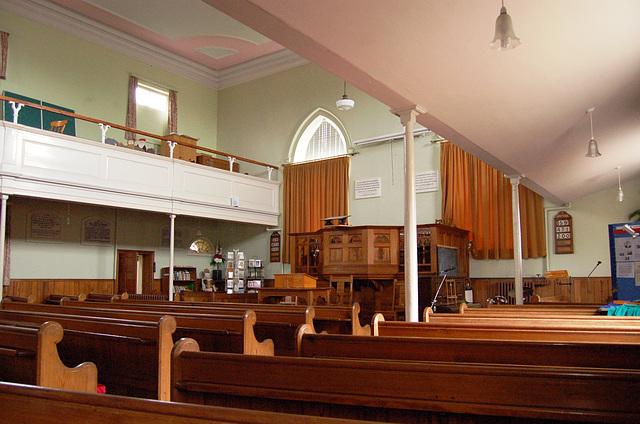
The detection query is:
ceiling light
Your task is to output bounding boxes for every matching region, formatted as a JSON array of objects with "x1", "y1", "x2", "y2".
[
  {"x1": 490, "y1": 0, "x2": 520, "y2": 50},
  {"x1": 617, "y1": 166, "x2": 624, "y2": 202},
  {"x1": 336, "y1": 81, "x2": 355, "y2": 111},
  {"x1": 585, "y1": 108, "x2": 601, "y2": 158}
]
